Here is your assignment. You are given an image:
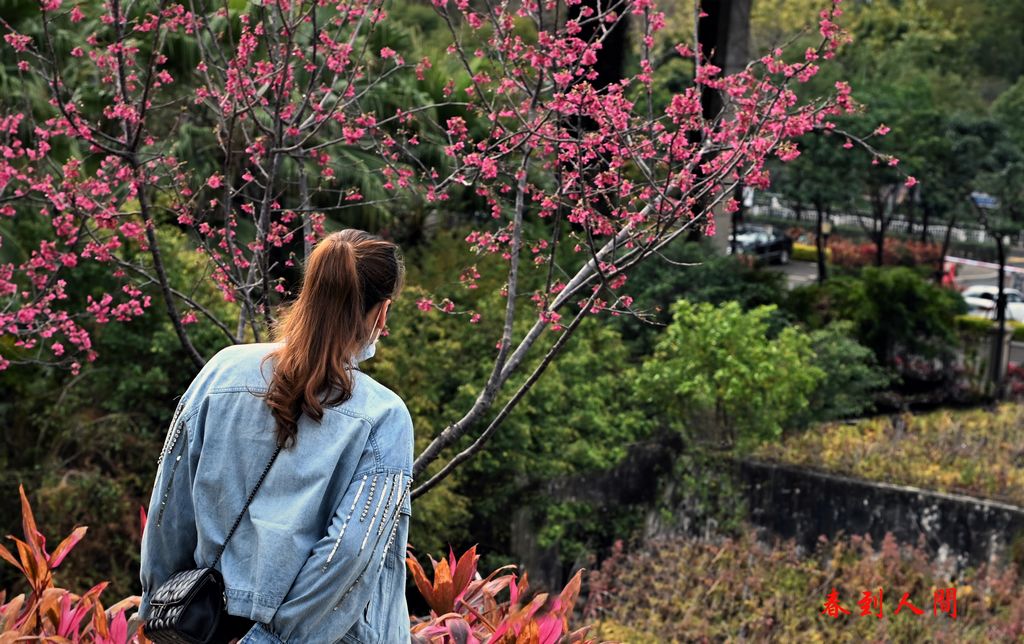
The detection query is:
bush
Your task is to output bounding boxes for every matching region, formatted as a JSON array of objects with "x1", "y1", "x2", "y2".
[
  {"x1": 955, "y1": 314, "x2": 998, "y2": 339},
  {"x1": 830, "y1": 237, "x2": 944, "y2": 269},
  {"x1": 792, "y1": 242, "x2": 831, "y2": 263},
  {"x1": 589, "y1": 530, "x2": 1024, "y2": 642},
  {"x1": 786, "y1": 267, "x2": 966, "y2": 366},
  {"x1": 802, "y1": 322, "x2": 891, "y2": 423},
  {"x1": 640, "y1": 300, "x2": 824, "y2": 450}
]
